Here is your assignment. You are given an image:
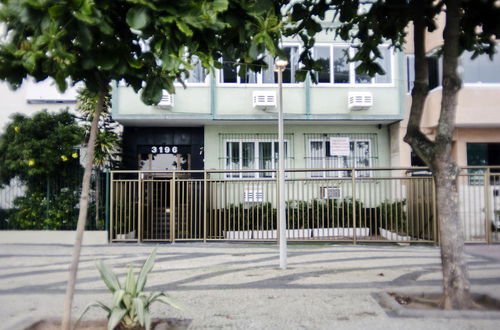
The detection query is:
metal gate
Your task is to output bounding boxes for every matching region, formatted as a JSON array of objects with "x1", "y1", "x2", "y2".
[{"x1": 109, "y1": 168, "x2": 445, "y2": 243}]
